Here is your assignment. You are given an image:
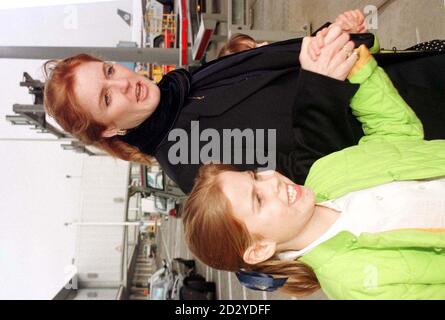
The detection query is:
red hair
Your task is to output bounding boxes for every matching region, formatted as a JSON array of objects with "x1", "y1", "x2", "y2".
[
  {"x1": 43, "y1": 54, "x2": 153, "y2": 165},
  {"x1": 218, "y1": 33, "x2": 258, "y2": 57}
]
